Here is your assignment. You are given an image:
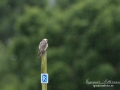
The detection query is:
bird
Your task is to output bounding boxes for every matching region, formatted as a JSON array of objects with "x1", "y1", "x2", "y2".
[{"x1": 38, "y1": 38, "x2": 48, "y2": 57}]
